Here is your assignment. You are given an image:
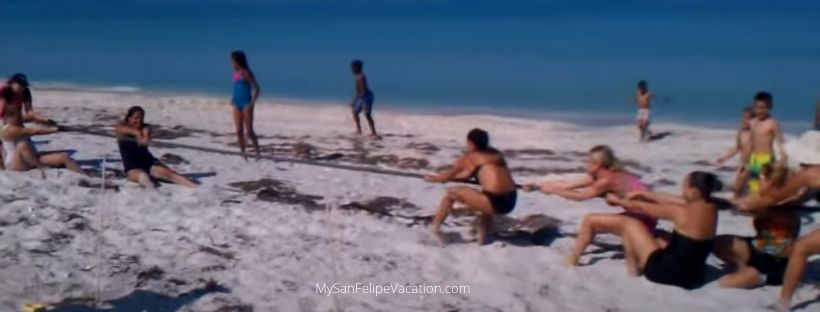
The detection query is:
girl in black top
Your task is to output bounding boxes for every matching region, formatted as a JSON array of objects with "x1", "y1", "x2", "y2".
[{"x1": 115, "y1": 106, "x2": 196, "y2": 189}]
